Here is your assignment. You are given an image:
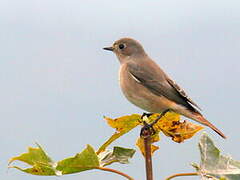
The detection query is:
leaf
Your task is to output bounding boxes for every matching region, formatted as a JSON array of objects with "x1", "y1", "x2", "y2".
[
  {"x1": 9, "y1": 143, "x2": 59, "y2": 175},
  {"x1": 56, "y1": 144, "x2": 100, "y2": 174},
  {"x1": 152, "y1": 112, "x2": 203, "y2": 143},
  {"x1": 136, "y1": 134, "x2": 160, "y2": 156},
  {"x1": 9, "y1": 144, "x2": 99, "y2": 176},
  {"x1": 193, "y1": 133, "x2": 240, "y2": 180},
  {"x1": 99, "y1": 146, "x2": 135, "y2": 166},
  {"x1": 97, "y1": 114, "x2": 141, "y2": 154},
  {"x1": 106, "y1": 114, "x2": 141, "y2": 131},
  {"x1": 135, "y1": 112, "x2": 202, "y2": 156}
]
